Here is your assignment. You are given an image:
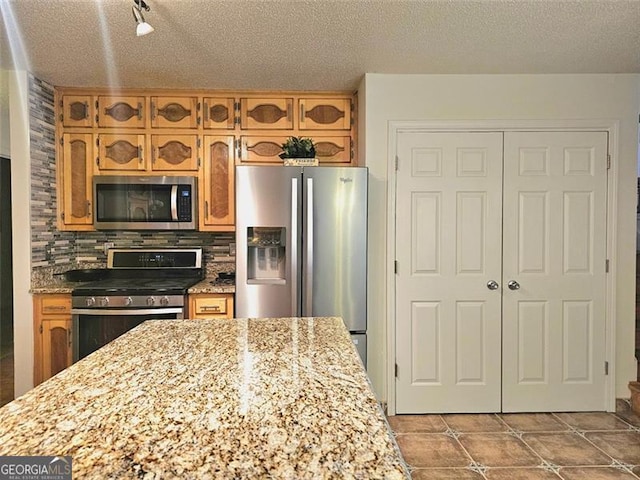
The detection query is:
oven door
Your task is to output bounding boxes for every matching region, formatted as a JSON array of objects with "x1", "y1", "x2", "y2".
[{"x1": 72, "y1": 307, "x2": 183, "y2": 362}]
